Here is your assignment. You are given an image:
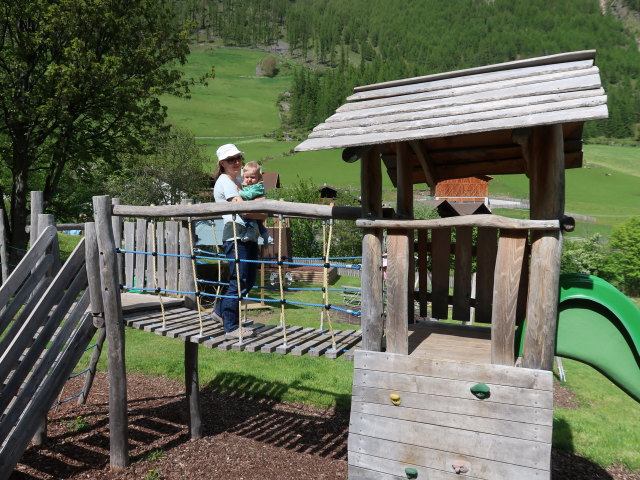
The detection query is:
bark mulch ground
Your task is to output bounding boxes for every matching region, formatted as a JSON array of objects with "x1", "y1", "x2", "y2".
[{"x1": 11, "y1": 373, "x2": 639, "y2": 480}]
